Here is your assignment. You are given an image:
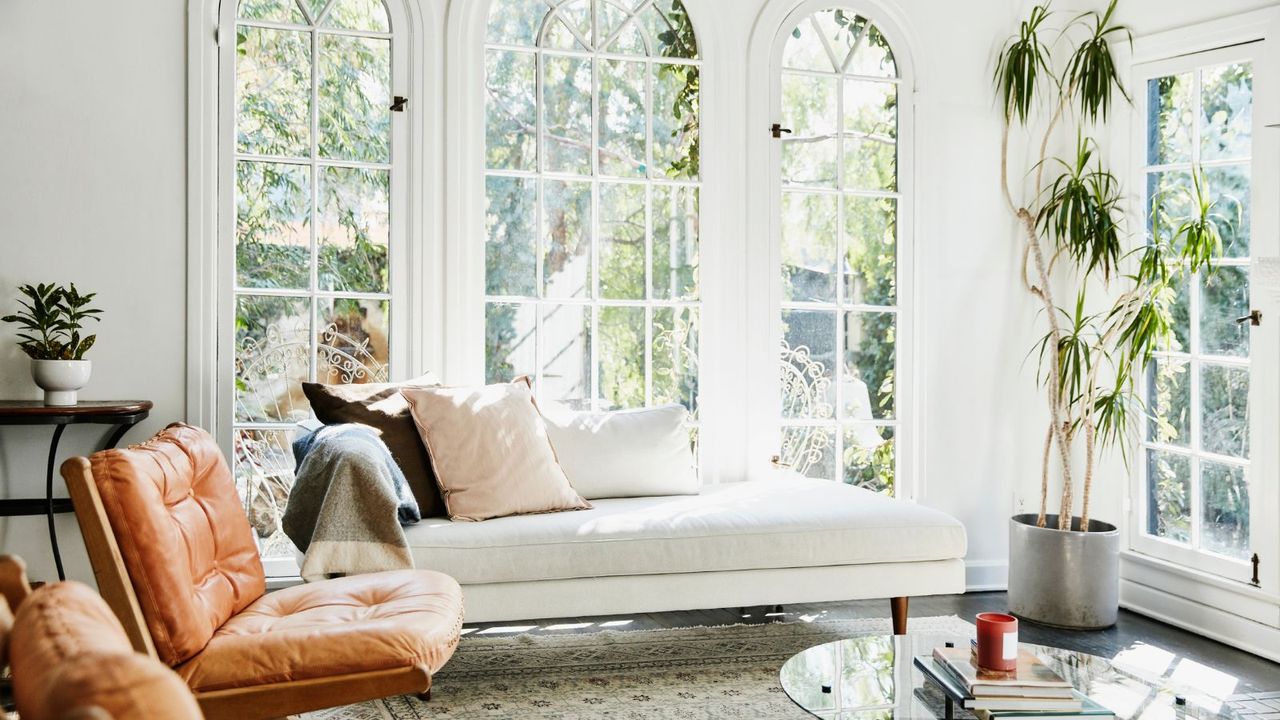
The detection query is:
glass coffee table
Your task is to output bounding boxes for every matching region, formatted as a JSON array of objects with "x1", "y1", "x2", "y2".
[{"x1": 780, "y1": 633, "x2": 1243, "y2": 719}]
